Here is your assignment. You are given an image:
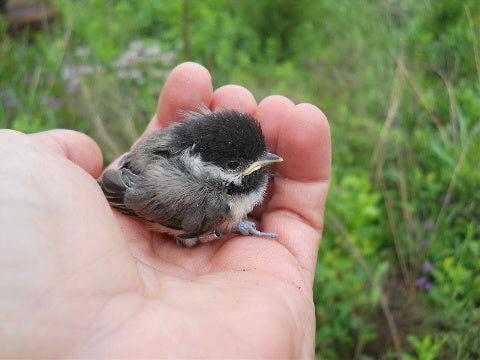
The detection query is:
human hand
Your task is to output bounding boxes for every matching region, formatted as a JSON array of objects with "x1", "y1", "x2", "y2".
[{"x1": 0, "y1": 62, "x2": 331, "y2": 358}]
